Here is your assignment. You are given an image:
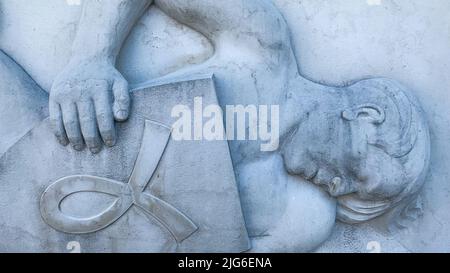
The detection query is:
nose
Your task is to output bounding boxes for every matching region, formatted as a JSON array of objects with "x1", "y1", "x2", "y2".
[
  {"x1": 313, "y1": 168, "x2": 333, "y2": 186},
  {"x1": 282, "y1": 150, "x2": 318, "y2": 180}
]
